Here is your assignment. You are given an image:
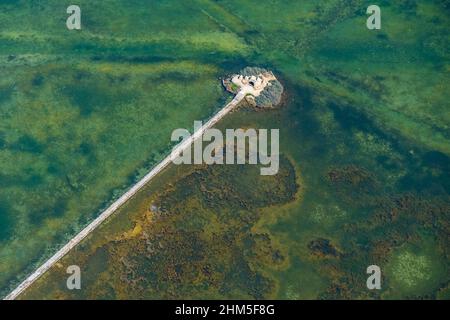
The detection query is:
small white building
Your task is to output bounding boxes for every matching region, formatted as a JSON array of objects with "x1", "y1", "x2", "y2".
[{"x1": 230, "y1": 72, "x2": 276, "y2": 97}]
